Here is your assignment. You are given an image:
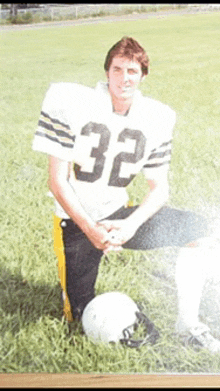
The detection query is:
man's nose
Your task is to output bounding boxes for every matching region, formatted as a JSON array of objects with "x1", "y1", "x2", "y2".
[{"x1": 122, "y1": 70, "x2": 129, "y2": 83}]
